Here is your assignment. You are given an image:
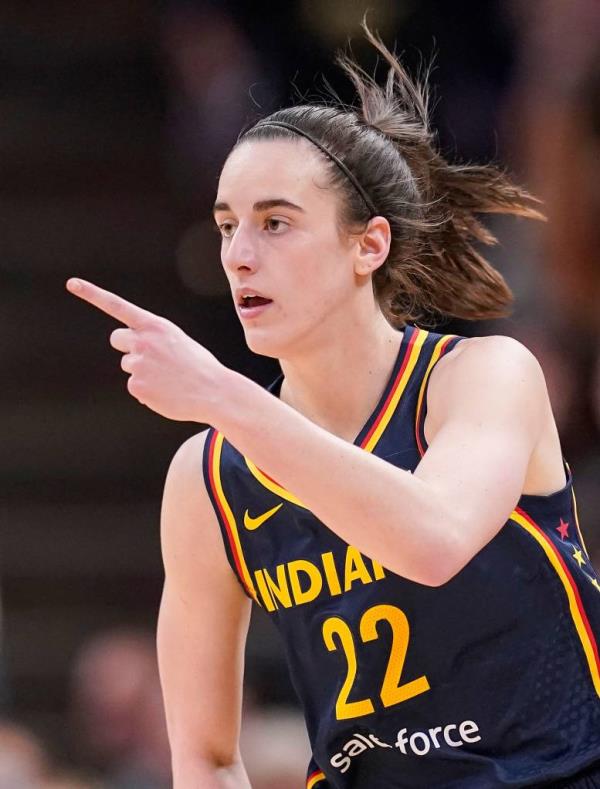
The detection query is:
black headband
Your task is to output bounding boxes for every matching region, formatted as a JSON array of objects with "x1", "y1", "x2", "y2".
[{"x1": 251, "y1": 120, "x2": 377, "y2": 217}]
